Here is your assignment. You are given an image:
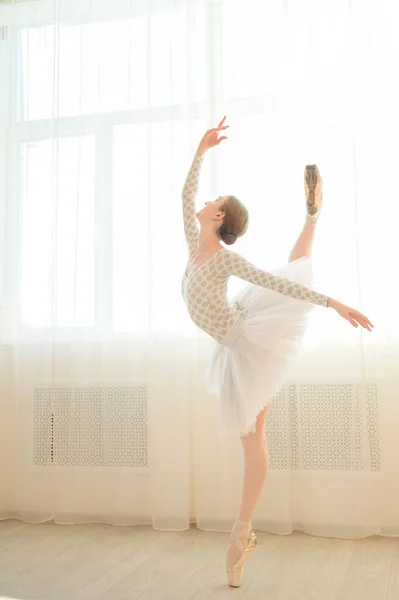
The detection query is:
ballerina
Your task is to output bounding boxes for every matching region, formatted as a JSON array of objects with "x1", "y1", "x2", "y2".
[{"x1": 181, "y1": 116, "x2": 373, "y2": 587}]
